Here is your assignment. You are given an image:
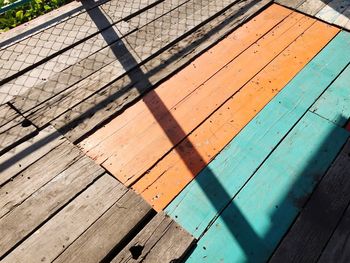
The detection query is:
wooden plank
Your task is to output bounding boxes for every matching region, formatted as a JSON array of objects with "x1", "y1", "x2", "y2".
[
  {"x1": 270, "y1": 139, "x2": 350, "y2": 263},
  {"x1": 0, "y1": 125, "x2": 64, "y2": 186},
  {"x1": 334, "y1": 5, "x2": 350, "y2": 29},
  {"x1": 0, "y1": 141, "x2": 82, "y2": 218},
  {"x1": 23, "y1": 0, "x2": 245, "y2": 126},
  {"x1": 85, "y1": 12, "x2": 315, "y2": 186},
  {"x1": 13, "y1": 0, "x2": 213, "y2": 120},
  {"x1": 25, "y1": 0, "x2": 273, "y2": 140},
  {"x1": 318, "y1": 194, "x2": 350, "y2": 262},
  {"x1": 111, "y1": 212, "x2": 194, "y2": 263},
  {"x1": 0, "y1": 146, "x2": 105, "y2": 258},
  {"x1": 275, "y1": 0, "x2": 306, "y2": 9},
  {"x1": 0, "y1": 0, "x2": 160, "y2": 83},
  {"x1": 186, "y1": 112, "x2": 349, "y2": 263},
  {"x1": 50, "y1": 0, "x2": 273, "y2": 142},
  {"x1": 54, "y1": 190, "x2": 152, "y2": 263},
  {"x1": 0, "y1": 0, "x2": 108, "y2": 49},
  {"x1": 298, "y1": 0, "x2": 332, "y2": 16},
  {"x1": 2, "y1": 0, "x2": 189, "y2": 105},
  {"x1": 165, "y1": 31, "x2": 350, "y2": 238},
  {"x1": 79, "y1": 4, "x2": 291, "y2": 153},
  {"x1": 0, "y1": 104, "x2": 36, "y2": 154},
  {"x1": 1, "y1": 174, "x2": 126, "y2": 263},
  {"x1": 316, "y1": 0, "x2": 350, "y2": 24},
  {"x1": 133, "y1": 20, "x2": 338, "y2": 211},
  {"x1": 310, "y1": 64, "x2": 350, "y2": 127}
]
